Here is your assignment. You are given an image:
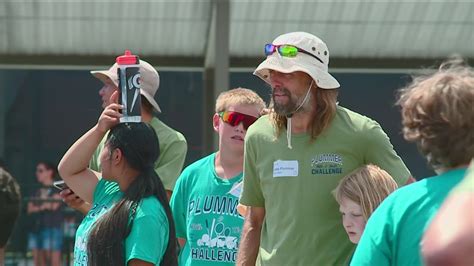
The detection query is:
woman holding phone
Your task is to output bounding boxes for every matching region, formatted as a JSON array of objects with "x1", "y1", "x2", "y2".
[{"x1": 58, "y1": 93, "x2": 177, "y2": 266}]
